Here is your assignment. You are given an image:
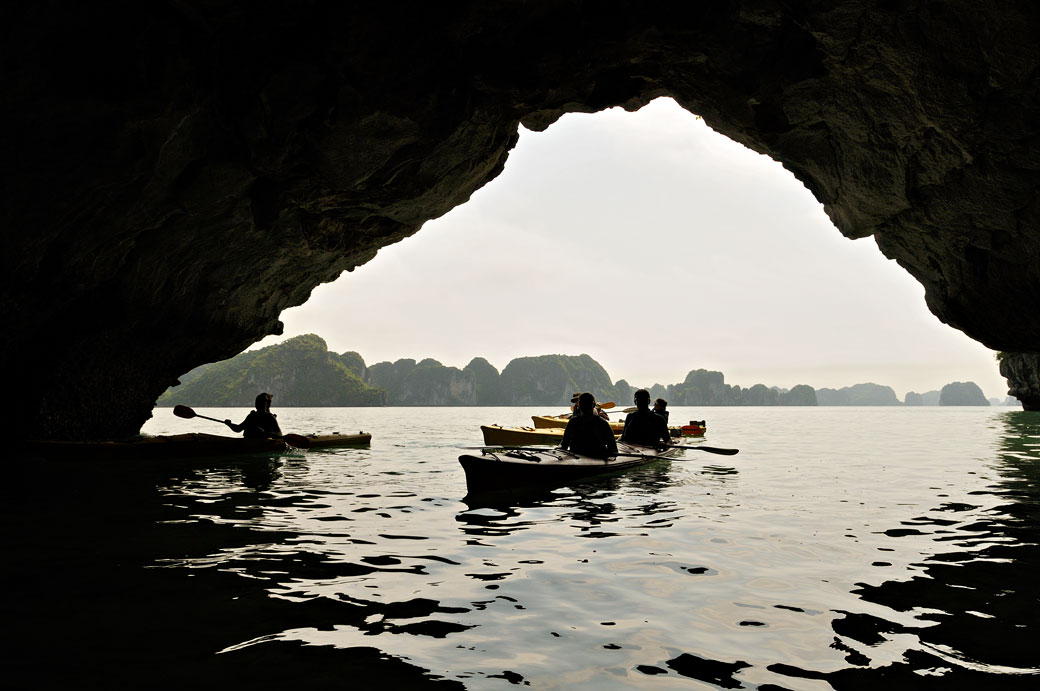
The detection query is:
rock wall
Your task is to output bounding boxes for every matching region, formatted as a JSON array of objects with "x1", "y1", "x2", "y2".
[
  {"x1": 999, "y1": 354, "x2": 1040, "y2": 411},
  {"x1": 3, "y1": 1, "x2": 1039, "y2": 439}
]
